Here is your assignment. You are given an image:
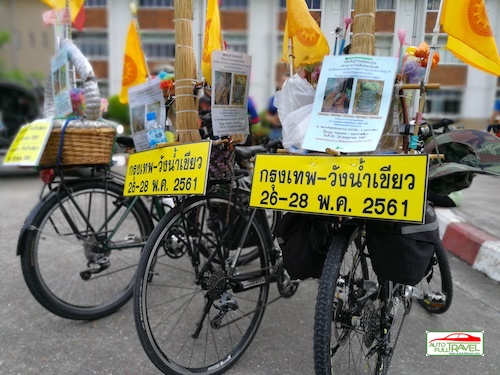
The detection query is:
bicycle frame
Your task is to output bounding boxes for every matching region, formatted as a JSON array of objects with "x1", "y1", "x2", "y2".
[{"x1": 37, "y1": 167, "x2": 167, "y2": 252}]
